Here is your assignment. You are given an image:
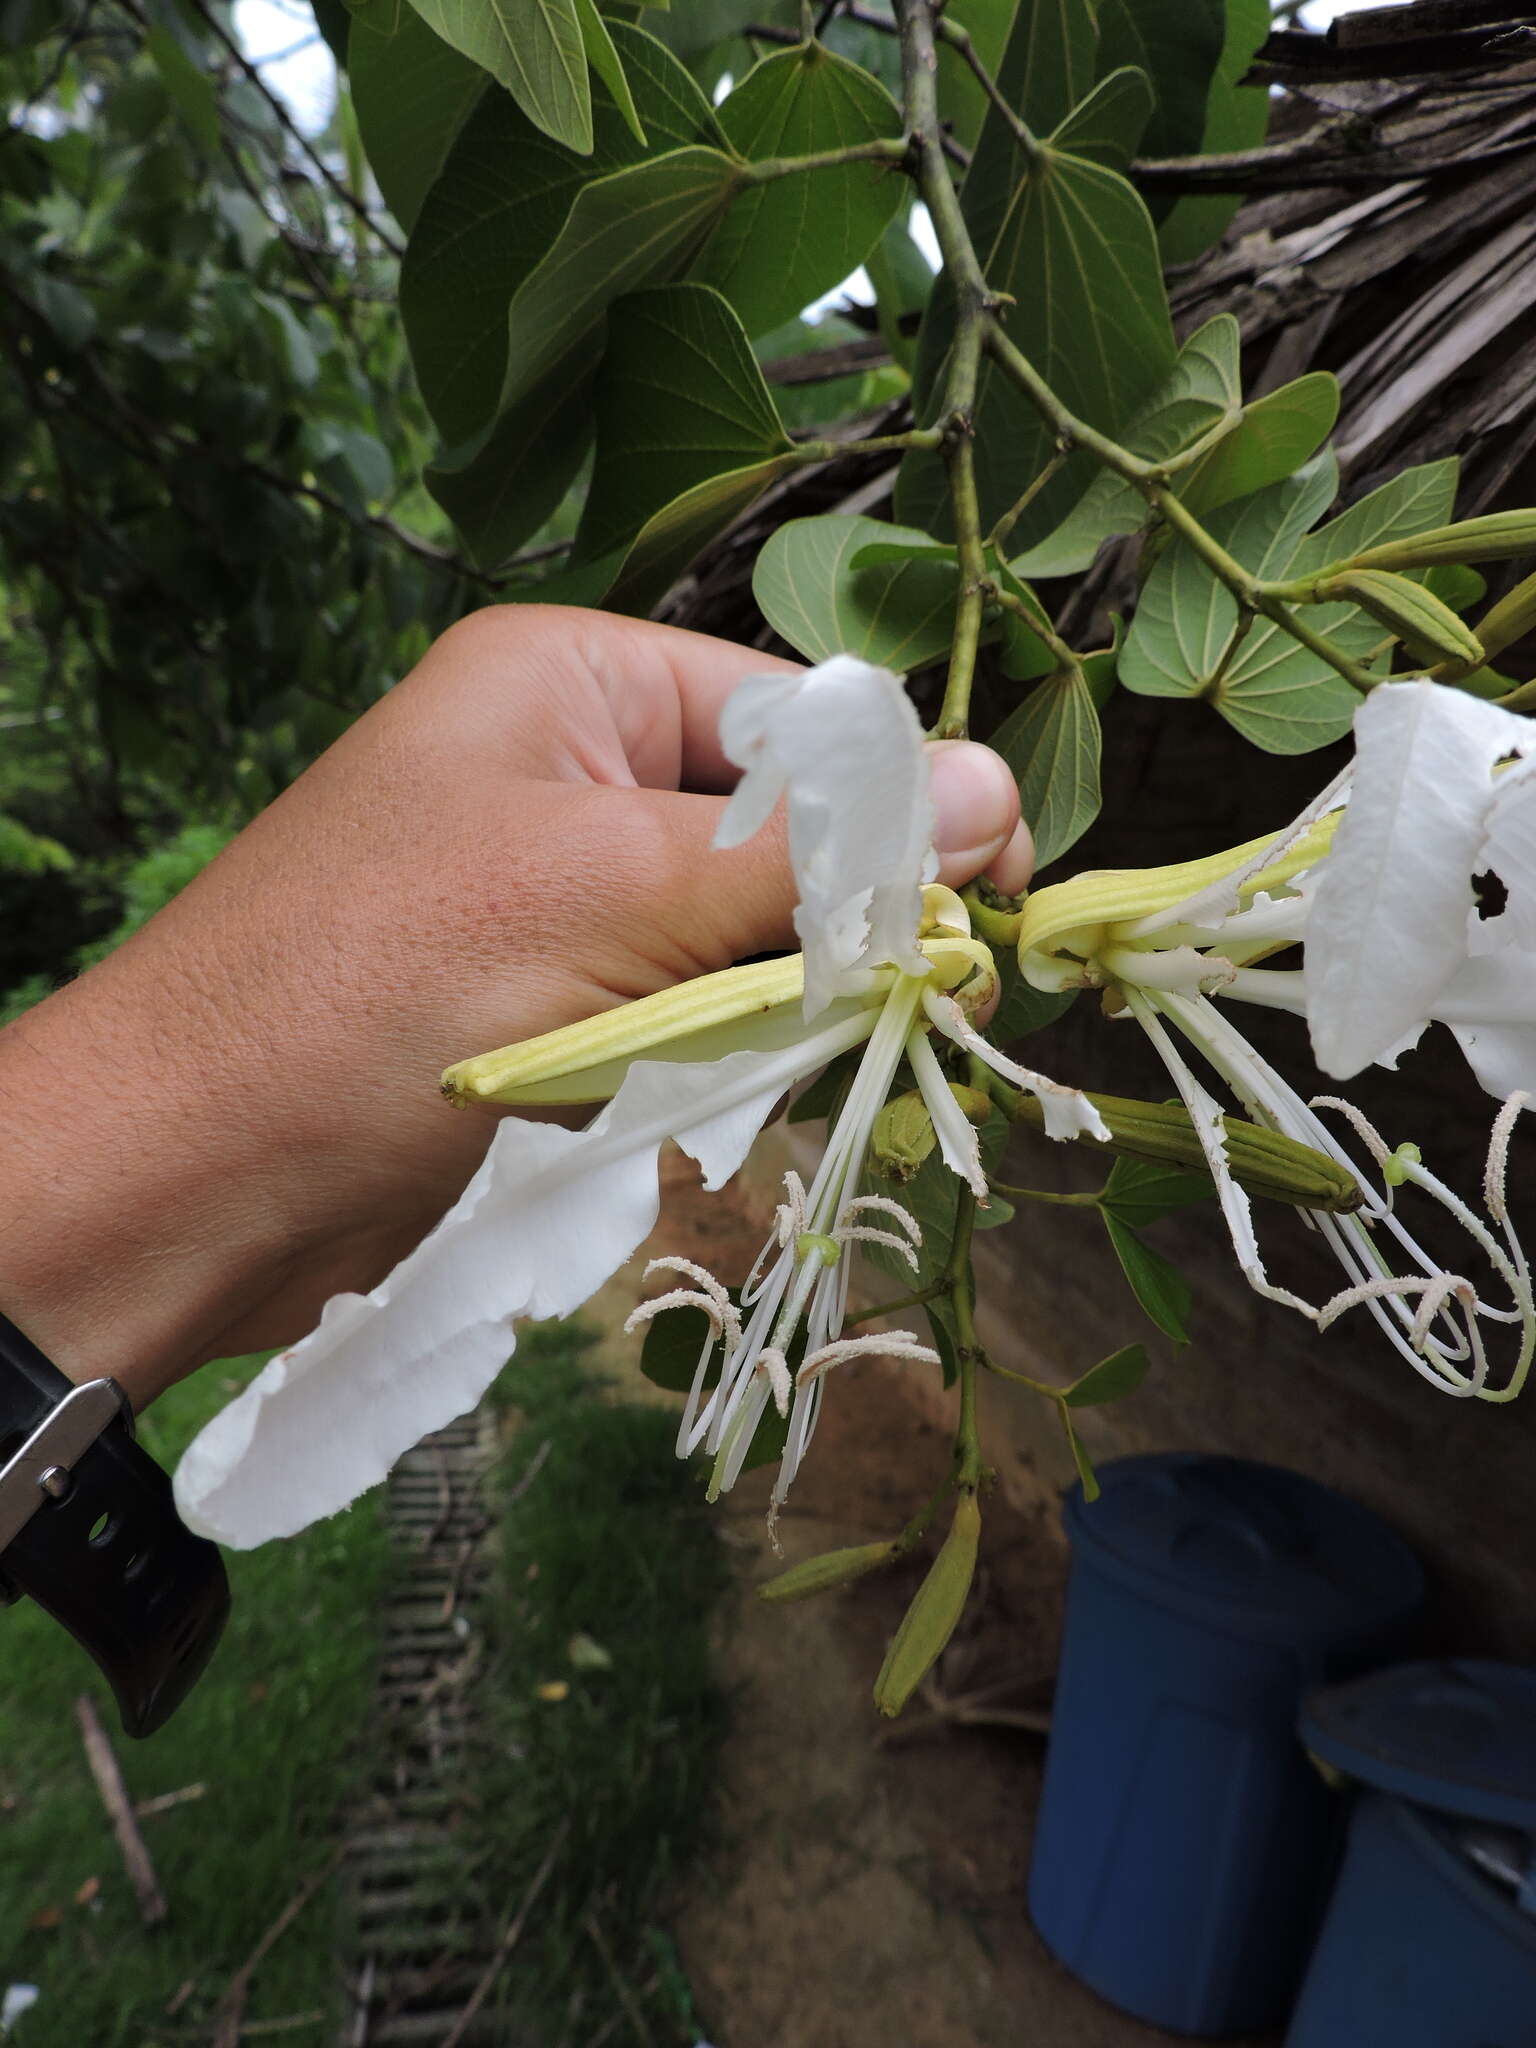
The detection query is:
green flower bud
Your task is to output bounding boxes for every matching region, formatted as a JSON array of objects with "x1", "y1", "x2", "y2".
[
  {"x1": 758, "y1": 1541, "x2": 897, "y2": 1604},
  {"x1": 871, "y1": 1091, "x2": 937, "y2": 1181},
  {"x1": 1315, "y1": 569, "x2": 1483, "y2": 669},
  {"x1": 1008, "y1": 1090, "x2": 1361, "y2": 1213},
  {"x1": 874, "y1": 1492, "x2": 981, "y2": 1719},
  {"x1": 1344, "y1": 511, "x2": 1536, "y2": 573},
  {"x1": 1466, "y1": 566, "x2": 1536, "y2": 669}
]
